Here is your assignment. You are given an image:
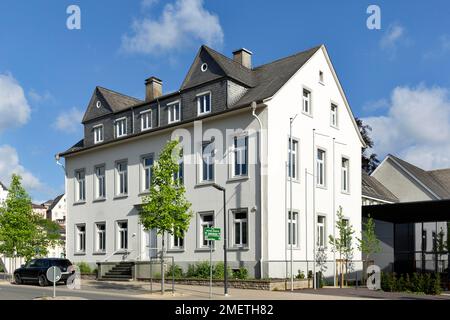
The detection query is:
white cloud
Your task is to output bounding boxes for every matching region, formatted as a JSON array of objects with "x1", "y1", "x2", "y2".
[
  {"x1": 54, "y1": 107, "x2": 84, "y2": 133},
  {"x1": 423, "y1": 34, "x2": 450, "y2": 60},
  {"x1": 141, "y1": 0, "x2": 159, "y2": 9},
  {"x1": 362, "y1": 85, "x2": 450, "y2": 169},
  {"x1": 122, "y1": 0, "x2": 224, "y2": 54},
  {"x1": 0, "y1": 145, "x2": 43, "y2": 191},
  {"x1": 0, "y1": 73, "x2": 31, "y2": 132},
  {"x1": 380, "y1": 24, "x2": 404, "y2": 49},
  {"x1": 28, "y1": 89, "x2": 54, "y2": 104}
]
